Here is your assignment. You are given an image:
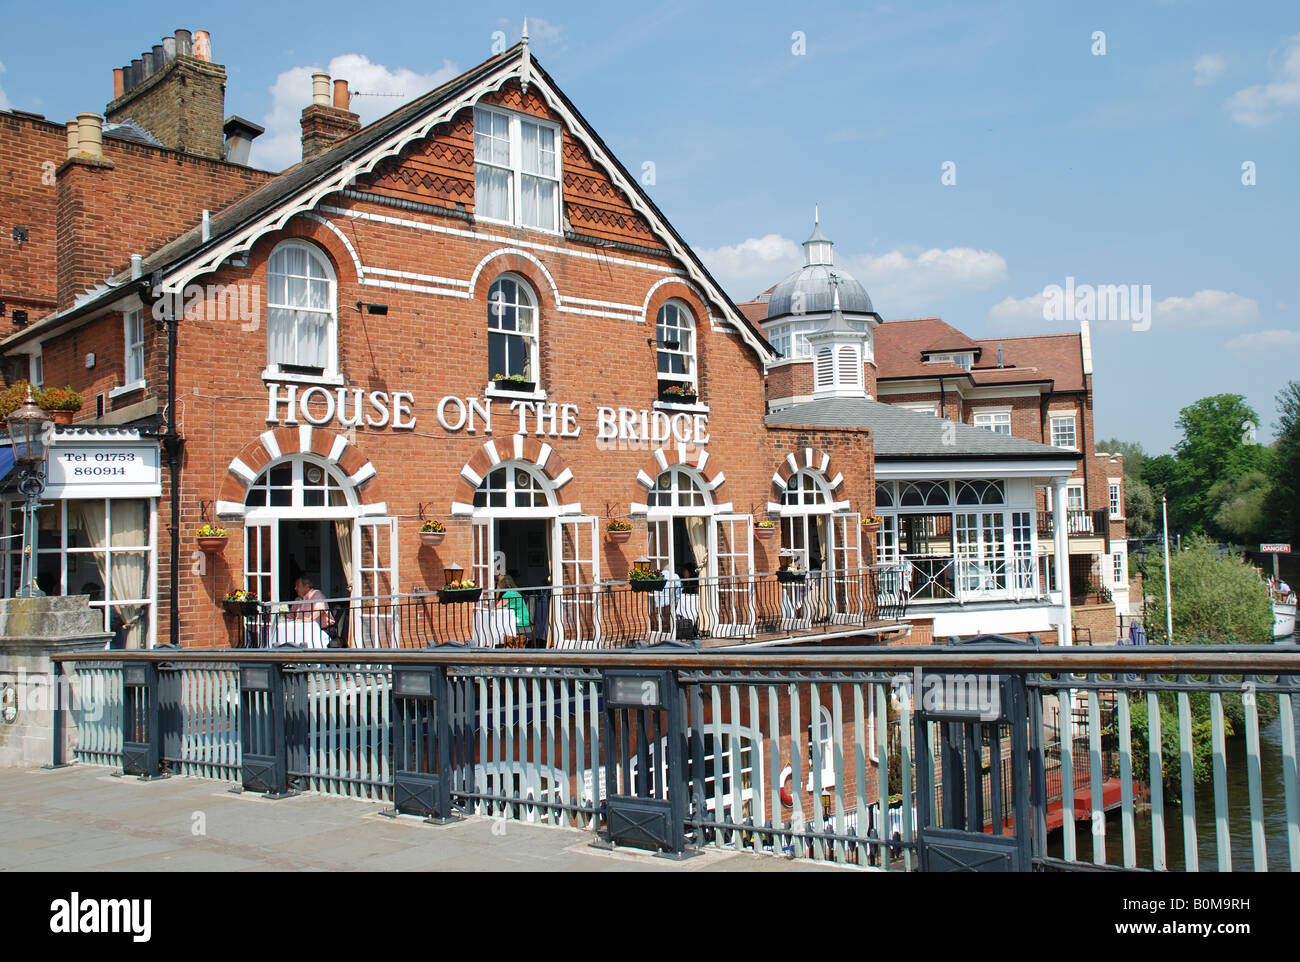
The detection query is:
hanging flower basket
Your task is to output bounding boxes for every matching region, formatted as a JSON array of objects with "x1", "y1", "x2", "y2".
[
  {"x1": 420, "y1": 531, "x2": 446, "y2": 547},
  {"x1": 861, "y1": 515, "x2": 882, "y2": 534},
  {"x1": 754, "y1": 523, "x2": 777, "y2": 539},
  {"x1": 221, "y1": 591, "x2": 260, "y2": 617},
  {"x1": 197, "y1": 524, "x2": 229, "y2": 555},
  {"x1": 438, "y1": 587, "x2": 482, "y2": 605},
  {"x1": 608, "y1": 530, "x2": 632, "y2": 544},
  {"x1": 606, "y1": 520, "x2": 633, "y2": 544}
]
